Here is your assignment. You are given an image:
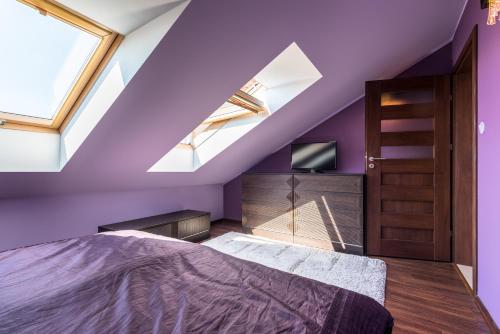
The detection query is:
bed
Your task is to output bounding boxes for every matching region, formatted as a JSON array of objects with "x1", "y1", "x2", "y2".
[{"x1": 0, "y1": 231, "x2": 393, "y2": 333}]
